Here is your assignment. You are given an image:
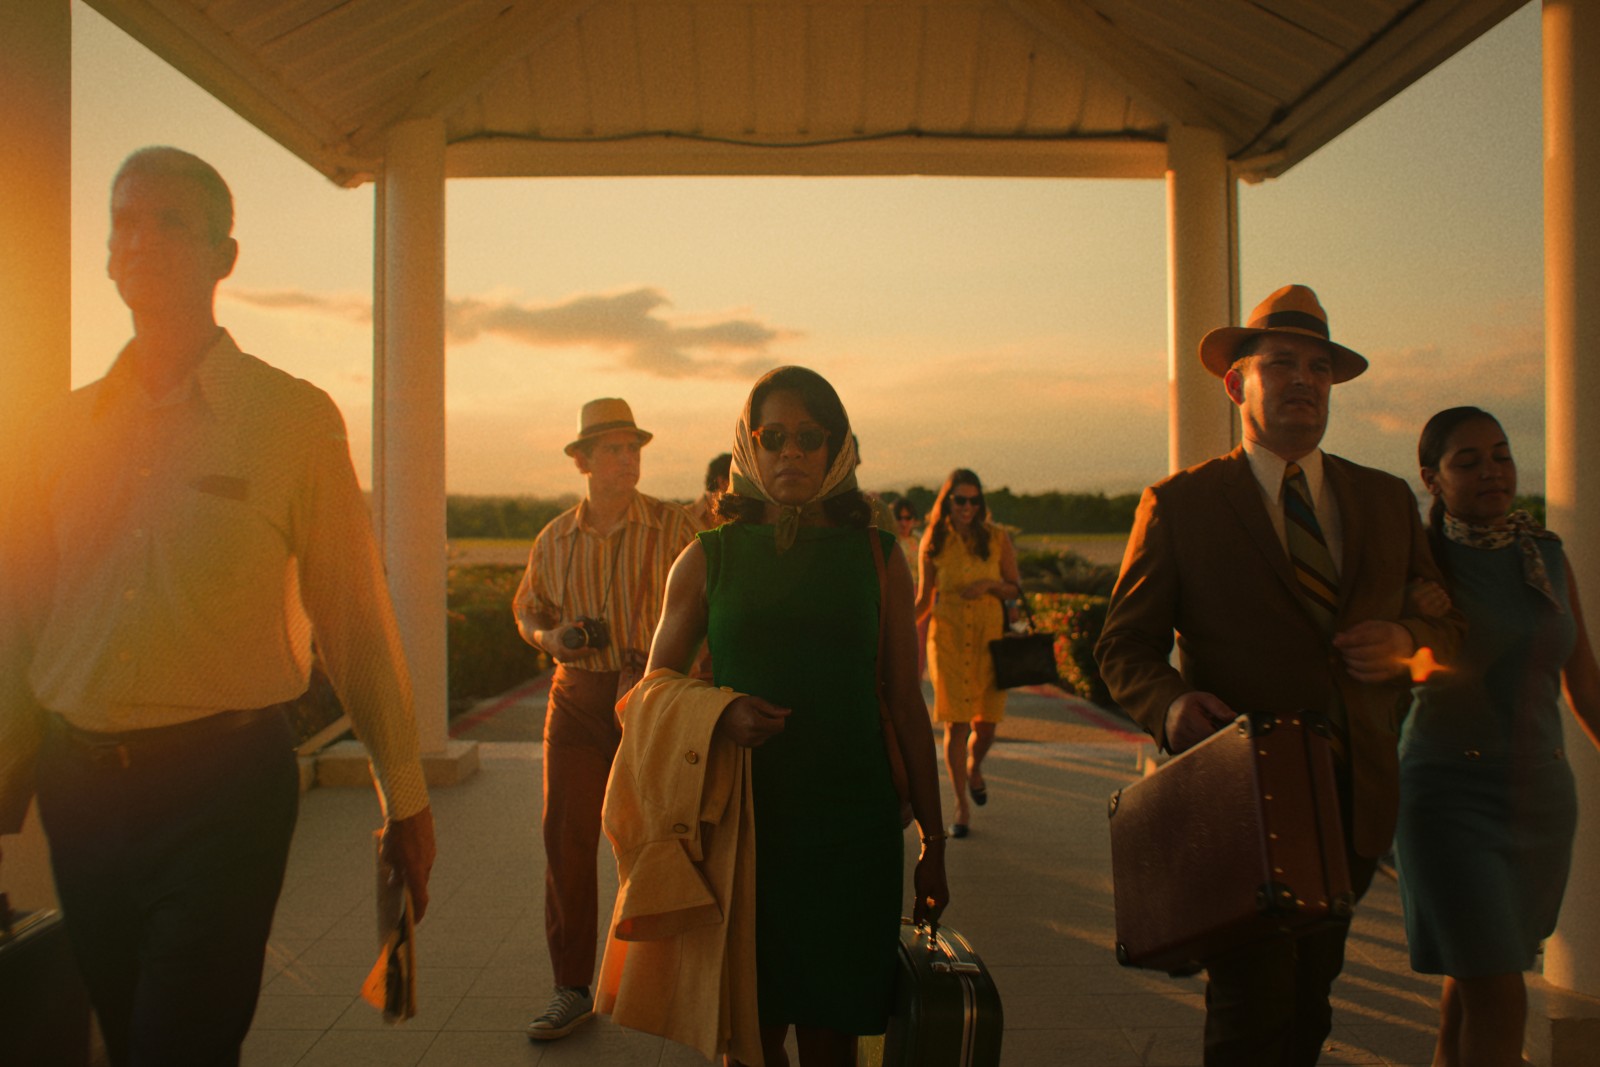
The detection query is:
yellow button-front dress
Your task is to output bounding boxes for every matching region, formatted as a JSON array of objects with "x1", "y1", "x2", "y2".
[{"x1": 927, "y1": 523, "x2": 1008, "y2": 724}]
